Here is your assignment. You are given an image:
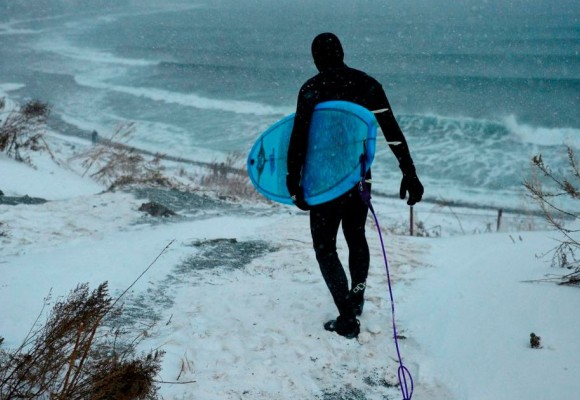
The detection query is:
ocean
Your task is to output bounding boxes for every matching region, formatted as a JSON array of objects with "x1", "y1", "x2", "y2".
[{"x1": 1, "y1": 0, "x2": 579, "y2": 210}]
